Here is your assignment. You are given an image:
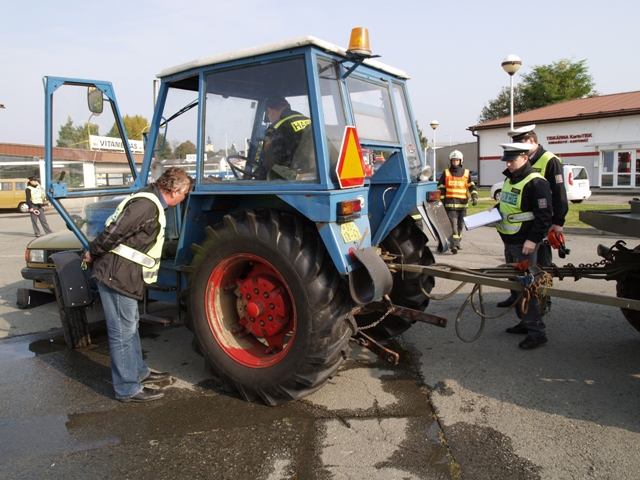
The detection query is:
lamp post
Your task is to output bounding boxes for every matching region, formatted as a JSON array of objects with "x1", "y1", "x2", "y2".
[
  {"x1": 501, "y1": 54, "x2": 522, "y2": 131},
  {"x1": 430, "y1": 120, "x2": 439, "y2": 181},
  {"x1": 224, "y1": 133, "x2": 228, "y2": 158}
]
